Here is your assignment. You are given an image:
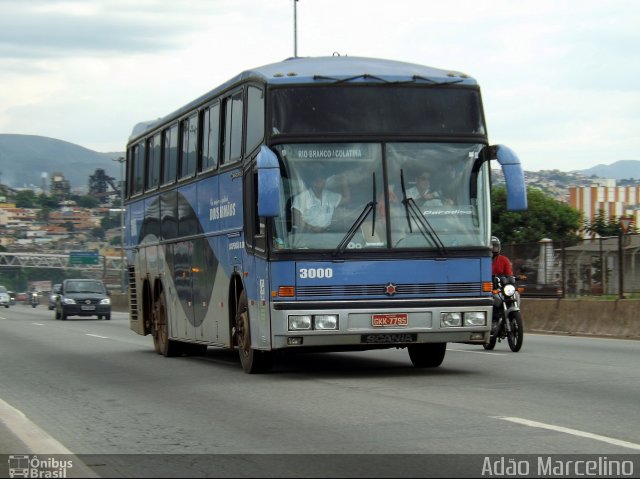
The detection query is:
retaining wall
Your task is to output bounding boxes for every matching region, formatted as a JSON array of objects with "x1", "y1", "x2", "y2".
[{"x1": 521, "y1": 299, "x2": 640, "y2": 340}]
